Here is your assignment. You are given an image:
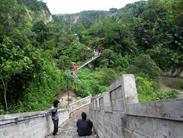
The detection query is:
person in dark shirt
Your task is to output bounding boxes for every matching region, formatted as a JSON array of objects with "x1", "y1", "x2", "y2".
[
  {"x1": 48, "y1": 99, "x2": 62, "y2": 135},
  {"x1": 76, "y1": 112, "x2": 93, "y2": 136}
]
